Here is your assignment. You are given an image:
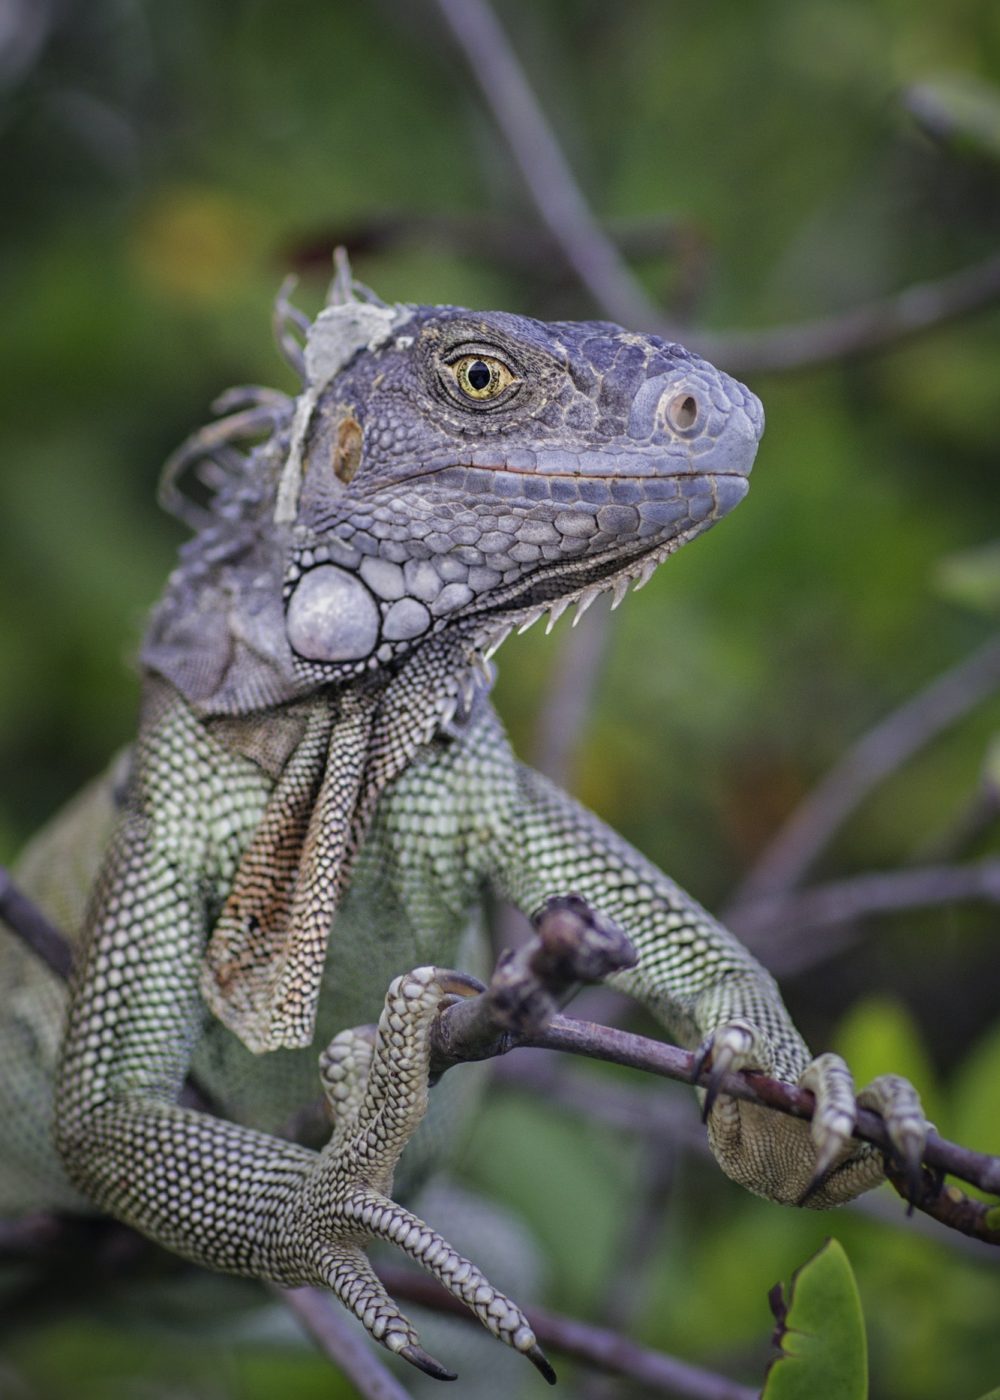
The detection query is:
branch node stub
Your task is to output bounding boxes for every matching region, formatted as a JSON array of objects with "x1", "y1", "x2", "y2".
[{"x1": 531, "y1": 893, "x2": 637, "y2": 983}]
